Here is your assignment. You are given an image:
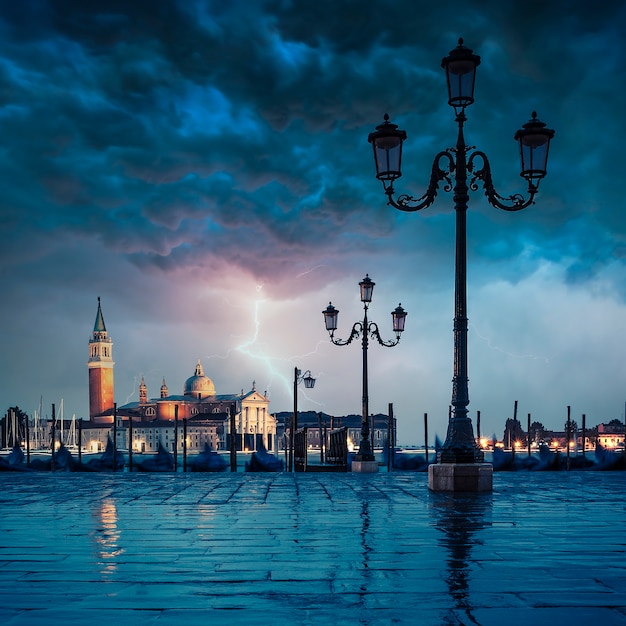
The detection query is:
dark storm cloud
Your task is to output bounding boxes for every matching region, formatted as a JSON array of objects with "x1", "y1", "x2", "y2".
[{"x1": 0, "y1": 0, "x2": 625, "y2": 294}]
